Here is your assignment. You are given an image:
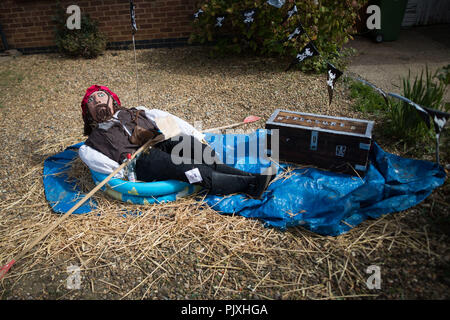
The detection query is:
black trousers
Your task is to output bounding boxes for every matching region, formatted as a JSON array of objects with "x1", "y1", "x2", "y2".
[{"x1": 135, "y1": 134, "x2": 251, "y2": 189}]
